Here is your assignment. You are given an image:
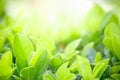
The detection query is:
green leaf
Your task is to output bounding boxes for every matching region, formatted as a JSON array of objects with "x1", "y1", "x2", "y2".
[
  {"x1": 95, "y1": 52, "x2": 102, "y2": 63},
  {"x1": 70, "y1": 56, "x2": 92, "y2": 79},
  {"x1": 14, "y1": 33, "x2": 34, "y2": 71},
  {"x1": 37, "y1": 75, "x2": 43, "y2": 80},
  {"x1": 92, "y1": 59, "x2": 109, "y2": 79},
  {"x1": 0, "y1": 36, "x2": 6, "y2": 51},
  {"x1": 7, "y1": 33, "x2": 14, "y2": 48},
  {"x1": 103, "y1": 37, "x2": 113, "y2": 51},
  {"x1": 76, "y1": 56, "x2": 92, "y2": 80},
  {"x1": 0, "y1": 0, "x2": 5, "y2": 17},
  {"x1": 103, "y1": 22, "x2": 120, "y2": 59},
  {"x1": 107, "y1": 14, "x2": 119, "y2": 25},
  {"x1": 64, "y1": 39, "x2": 81, "y2": 54},
  {"x1": 29, "y1": 48, "x2": 48, "y2": 79},
  {"x1": 50, "y1": 55, "x2": 63, "y2": 71},
  {"x1": 37, "y1": 36, "x2": 56, "y2": 52},
  {"x1": 0, "y1": 51, "x2": 13, "y2": 80},
  {"x1": 0, "y1": 64, "x2": 12, "y2": 80},
  {"x1": 99, "y1": 13, "x2": 119, "y2": 30},
  {"x1": 81, "y1": 42, "x2": 94, "y2": 57},
  {"x1": 111, "y1": 66, "x2": 120, "y2": 74},
  {"x1": 20, "y1": 67, "x2": 35, "y2": 80},
  {"x1": 104, "y1": 22, "x2": 120, "y2": 37},
  {"x1": 85, "y1": 4, "x2": 105, "y2": 33},
  {"x1": 111, "y1": 73, "x2": 120, "y2": 80},
  {"x1": 111, "y1": 35, "x2": 120, "y2": 59},
  {"x1": 43, "y1": 71, "x2": 56, "y2": 80},
  {"x1": 0, "y1": 51, "x2": 12, "y2": 66},
  {"x1": 12, "y1": 75, "x2": 23, "y2": 80},
  {"x1": 65, "y1": 50, "x2": 79, "y2": 61},
  {"x1": 64, "y1": 39, "x2": 81, "y2": 61},
  {"x1": 56, "y1": 62, "x2": 75, "y2": 80}
]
